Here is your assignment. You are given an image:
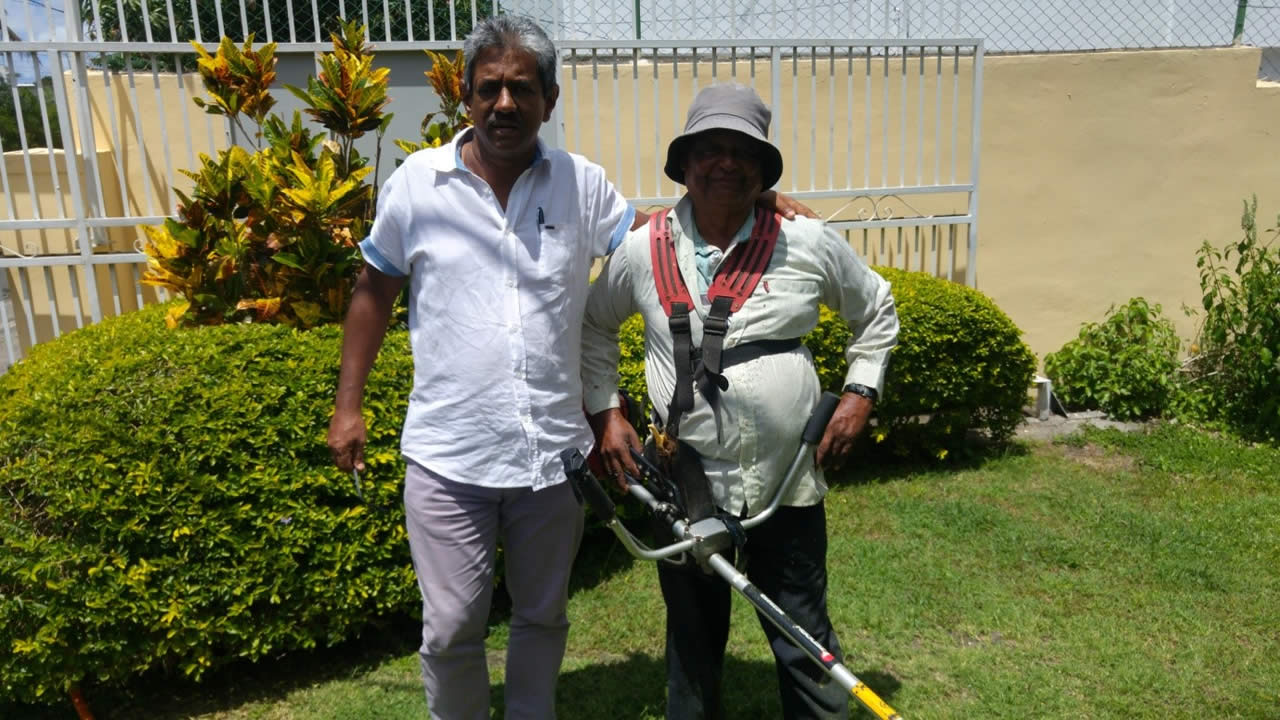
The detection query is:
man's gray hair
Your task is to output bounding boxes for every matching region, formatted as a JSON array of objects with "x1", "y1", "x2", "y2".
[{"x1": 462, "y1": 15, "x2": 559, "y2": 99}]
